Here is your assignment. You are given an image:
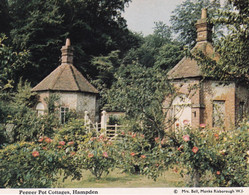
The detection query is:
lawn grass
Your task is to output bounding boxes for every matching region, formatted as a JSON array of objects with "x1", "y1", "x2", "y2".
[{"x1": 54, "y1": 168, "x2": 184, "y2": 188}]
